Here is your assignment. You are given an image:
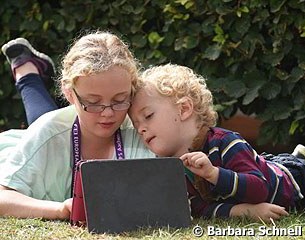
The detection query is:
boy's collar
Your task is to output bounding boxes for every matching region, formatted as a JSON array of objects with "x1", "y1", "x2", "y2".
[{"x1": 189, "y1": 125, "x2": 208, "y2": 152}]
